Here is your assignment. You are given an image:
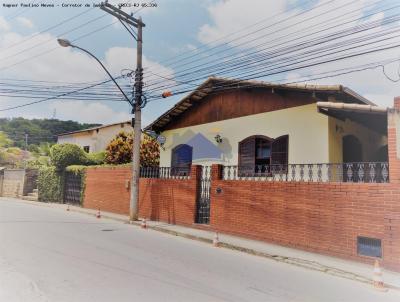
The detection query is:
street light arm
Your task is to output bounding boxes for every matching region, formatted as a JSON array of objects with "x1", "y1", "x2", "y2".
[{"x1": 71, "y1": 44, "x2": 133, "y2": 105}]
